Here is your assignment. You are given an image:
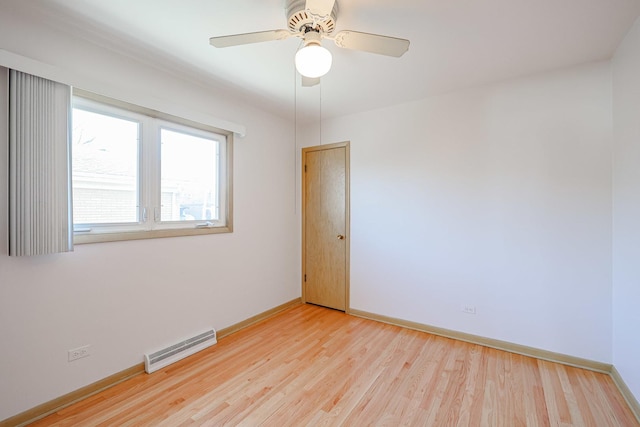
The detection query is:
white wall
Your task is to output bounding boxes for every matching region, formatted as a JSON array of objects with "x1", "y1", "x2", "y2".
[
  {"x1": 311, "y1": 62, "x2": 613, "y2": 362},
  {"x1": 0, "y1": 7, "x2": 298, "y2": 421},
  {"x1": 612, "y1": 16, "x2": 640, "y2": 402}
]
